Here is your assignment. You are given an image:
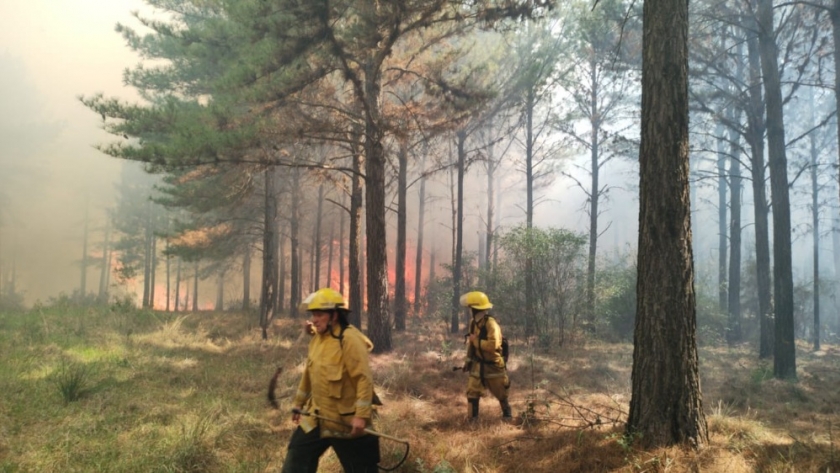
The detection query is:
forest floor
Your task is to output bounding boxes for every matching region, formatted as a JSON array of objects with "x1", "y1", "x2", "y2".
[{"x1": 1, "y1": 305, "x2": 839, "y2": 472}]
